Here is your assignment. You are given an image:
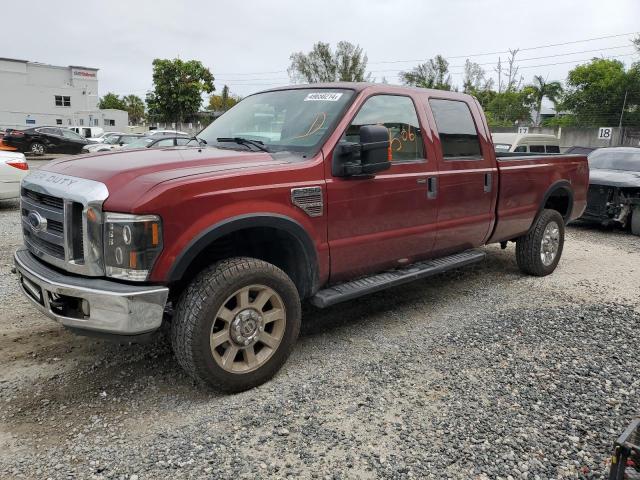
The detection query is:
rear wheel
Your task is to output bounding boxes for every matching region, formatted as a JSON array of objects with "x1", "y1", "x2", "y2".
[
  {"x1": 29, "y1": 142, "x2": 45, "y2": 155},
  {"x1": 631, "y1": 207, "x2": 640, "y2": 236},
  {"x1": 516, "y1": 209, "x2": 565, "y2": 276},
  {"x1": 171, "y1": 257, "x2": 301, "y2": 392}
]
